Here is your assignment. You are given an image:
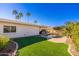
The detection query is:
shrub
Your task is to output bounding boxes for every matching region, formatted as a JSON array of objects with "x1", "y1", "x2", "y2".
[
  {"x1": 0, "y1": 35, "x2": 10, "y2": 50},
  {"x1": 63, "y1": 21, "x2": 79, "y2": 51}
]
